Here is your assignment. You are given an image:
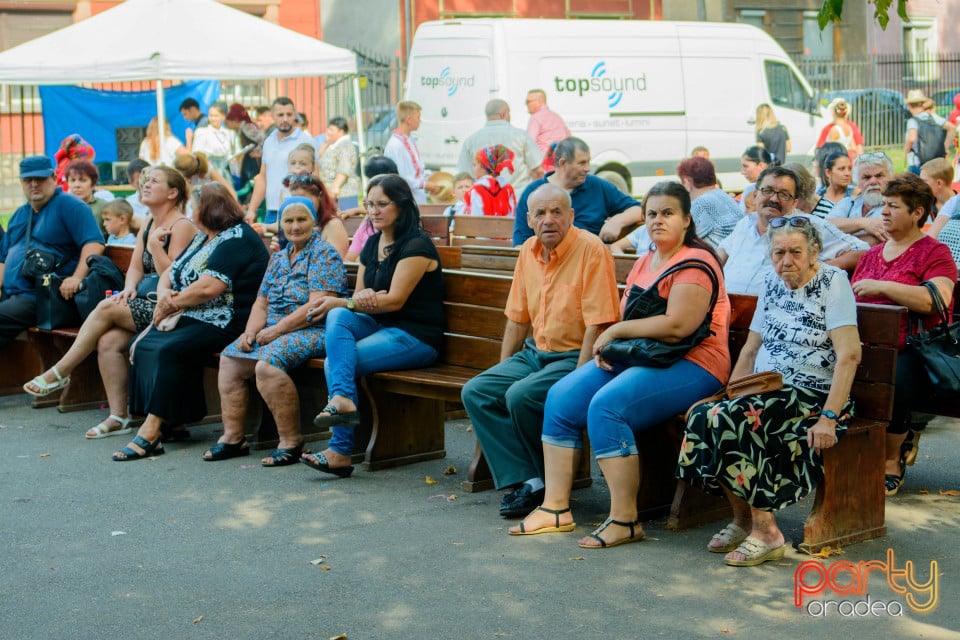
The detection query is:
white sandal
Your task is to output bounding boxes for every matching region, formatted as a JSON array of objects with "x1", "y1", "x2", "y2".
[
  {"x1": 708, "y1": 522, "x2": 748, "y2": 553},
  {"x1": 23, "y1": 366, "x2": 70, "y2": 397},
  {"x1": 85, "y1": 415, "x2": 134, "y2": 439}
]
